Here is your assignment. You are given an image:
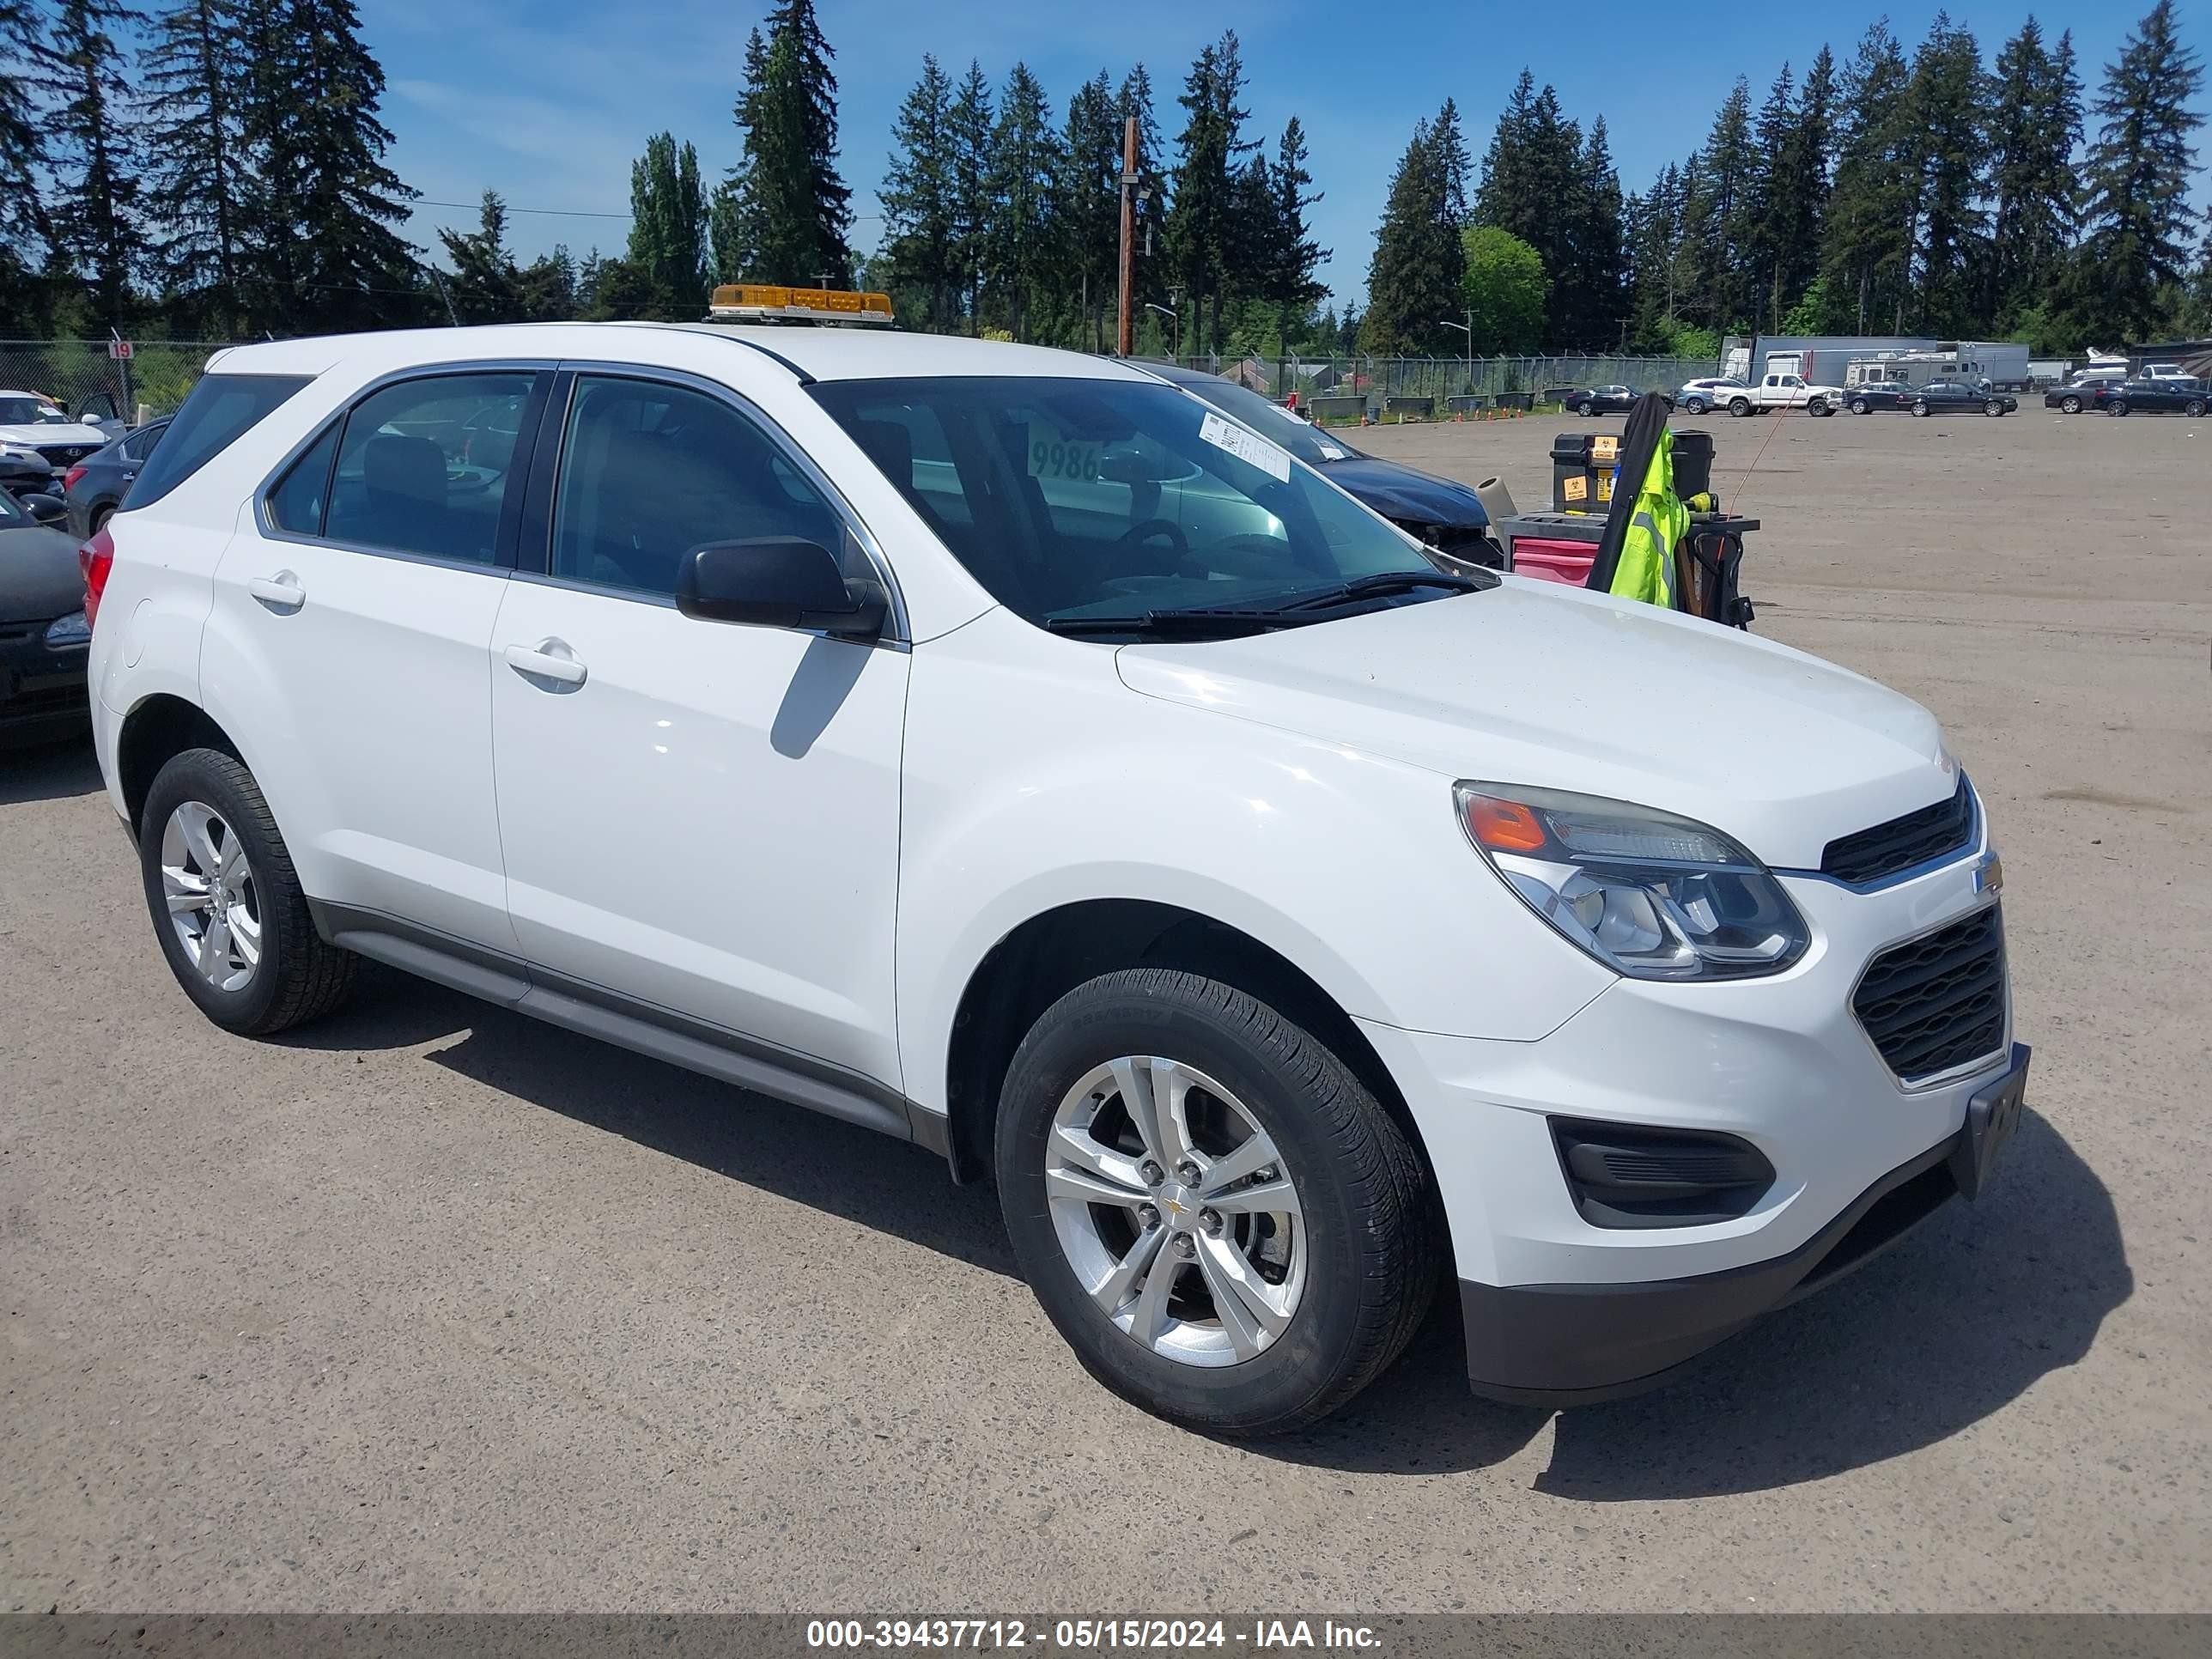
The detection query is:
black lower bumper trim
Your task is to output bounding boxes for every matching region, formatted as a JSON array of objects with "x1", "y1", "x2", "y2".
[{"x1": 1462, "y1": 1103, "x2": 1998, "y2": 1407}]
